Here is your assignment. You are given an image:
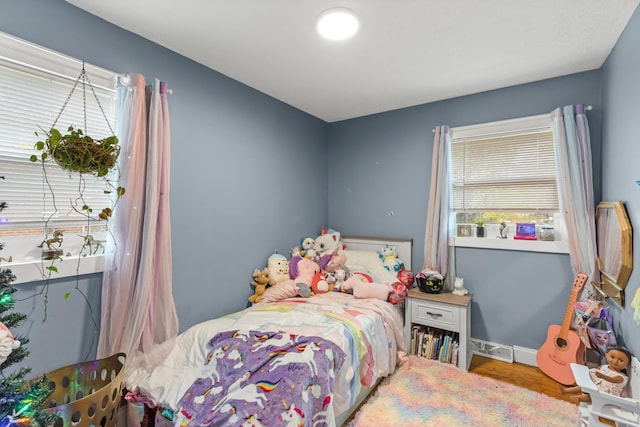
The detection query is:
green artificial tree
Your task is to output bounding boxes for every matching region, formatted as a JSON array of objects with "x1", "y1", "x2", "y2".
[{"x1": 0, "y1": 181, "x2": 56, "y2": 427}]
